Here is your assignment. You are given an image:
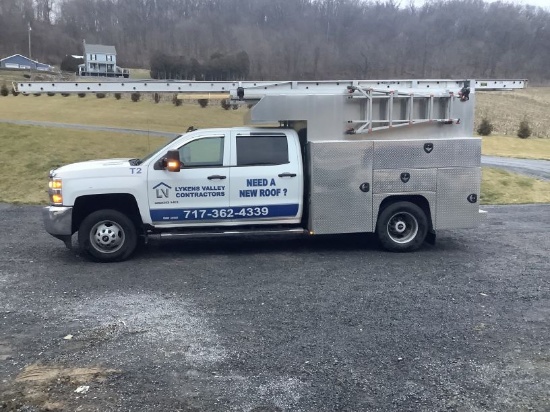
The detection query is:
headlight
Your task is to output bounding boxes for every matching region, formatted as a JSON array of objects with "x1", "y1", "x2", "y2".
[
  {"x1": 48, "y1": 178, "x2": 63, "y2": 205},
  {"x1": 48, "y1": 179, "x2": 62, "y2": 190}
]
